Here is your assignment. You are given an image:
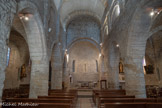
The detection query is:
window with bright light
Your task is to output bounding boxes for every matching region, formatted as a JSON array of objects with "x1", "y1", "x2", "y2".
[
  {"x1": 96, "y1": 60, "x2": 98, "y2": 72},
  {"x1": 72, "y1": 60, "x2": 75, "y2": 72},
  {"x1": 143, "y1": 57, "x2": 146, "y2": 74},
  {"x1": 7, "y1": 47, "x2": 11, "y2": 66}
]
